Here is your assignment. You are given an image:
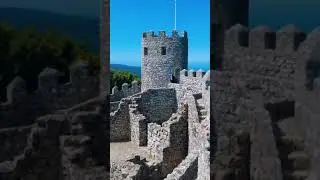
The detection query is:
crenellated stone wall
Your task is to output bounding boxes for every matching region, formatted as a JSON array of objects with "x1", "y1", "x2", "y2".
[
  {"x1": 211, "y1": 24, "x2": 320, "y2": 179},
  {"x1": 169, "y1": 69, "x2": 210, "y2": 110},
  {"x1": 0, "y1": 62, "x2": 99, "y2": 128},
  {"x1": 110, "y1": 81, "x2": 141, "y2": 102}
]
